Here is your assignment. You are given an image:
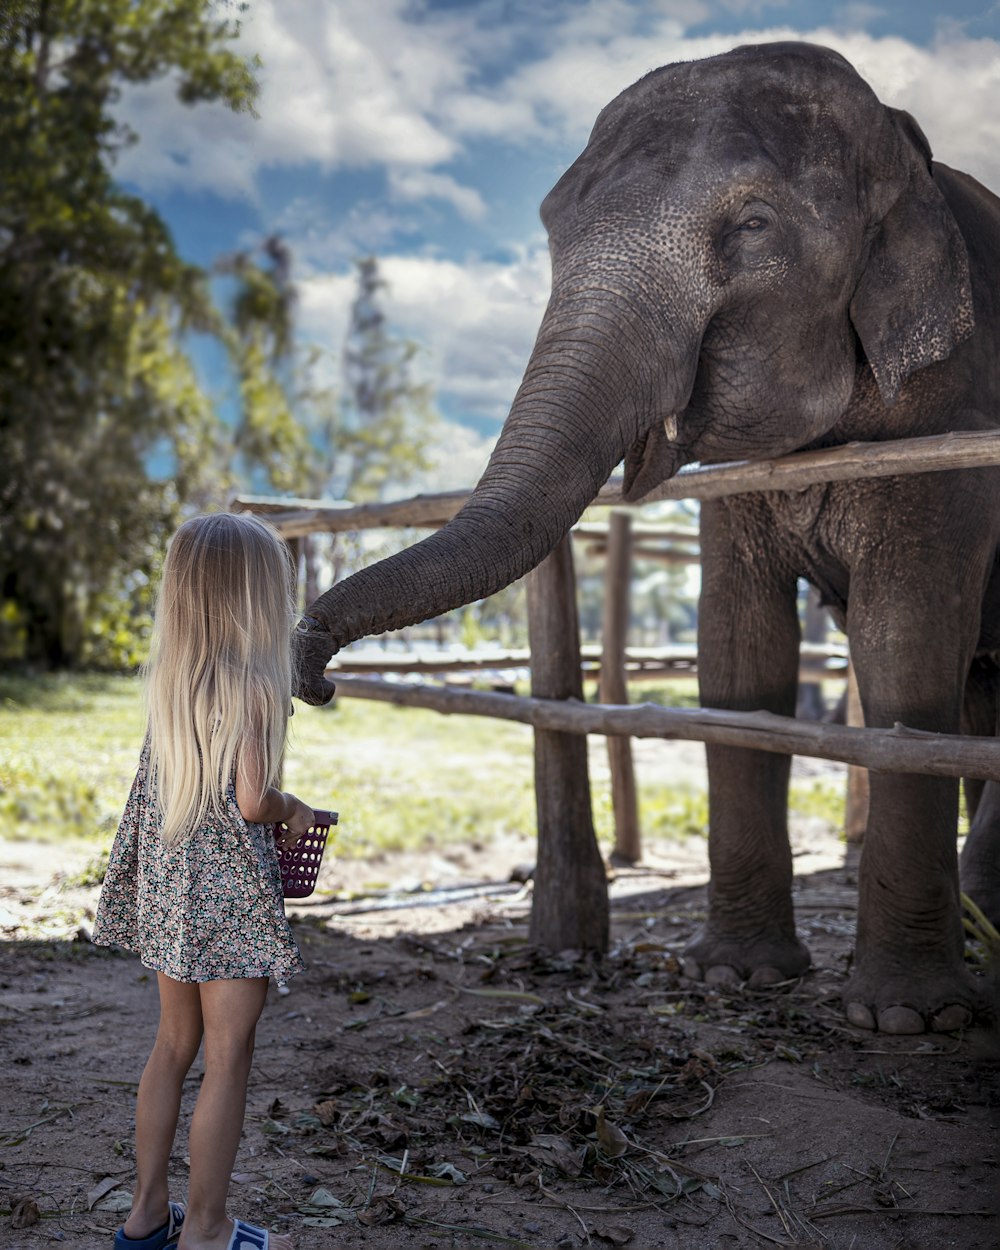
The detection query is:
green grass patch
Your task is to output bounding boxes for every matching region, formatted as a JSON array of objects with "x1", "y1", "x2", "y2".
[
  {"x1": 1, "y1": 673, "x2": 851, "y2": 857},
  {"x1": 1, "y1": 673, "x2": 145, "y2": 844},
  {"x1": 284, "y1": 697, "x2": 540, "y2": 858},
  {"x1": 787, "y1": 780, "x2": 846, "y2": 828},
  {"x1": 626, "y1": 679, "x2": 703, "y2": 710},
  {"x1": 0, "y1": 674, "x2": 543, "y2": 856}
]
